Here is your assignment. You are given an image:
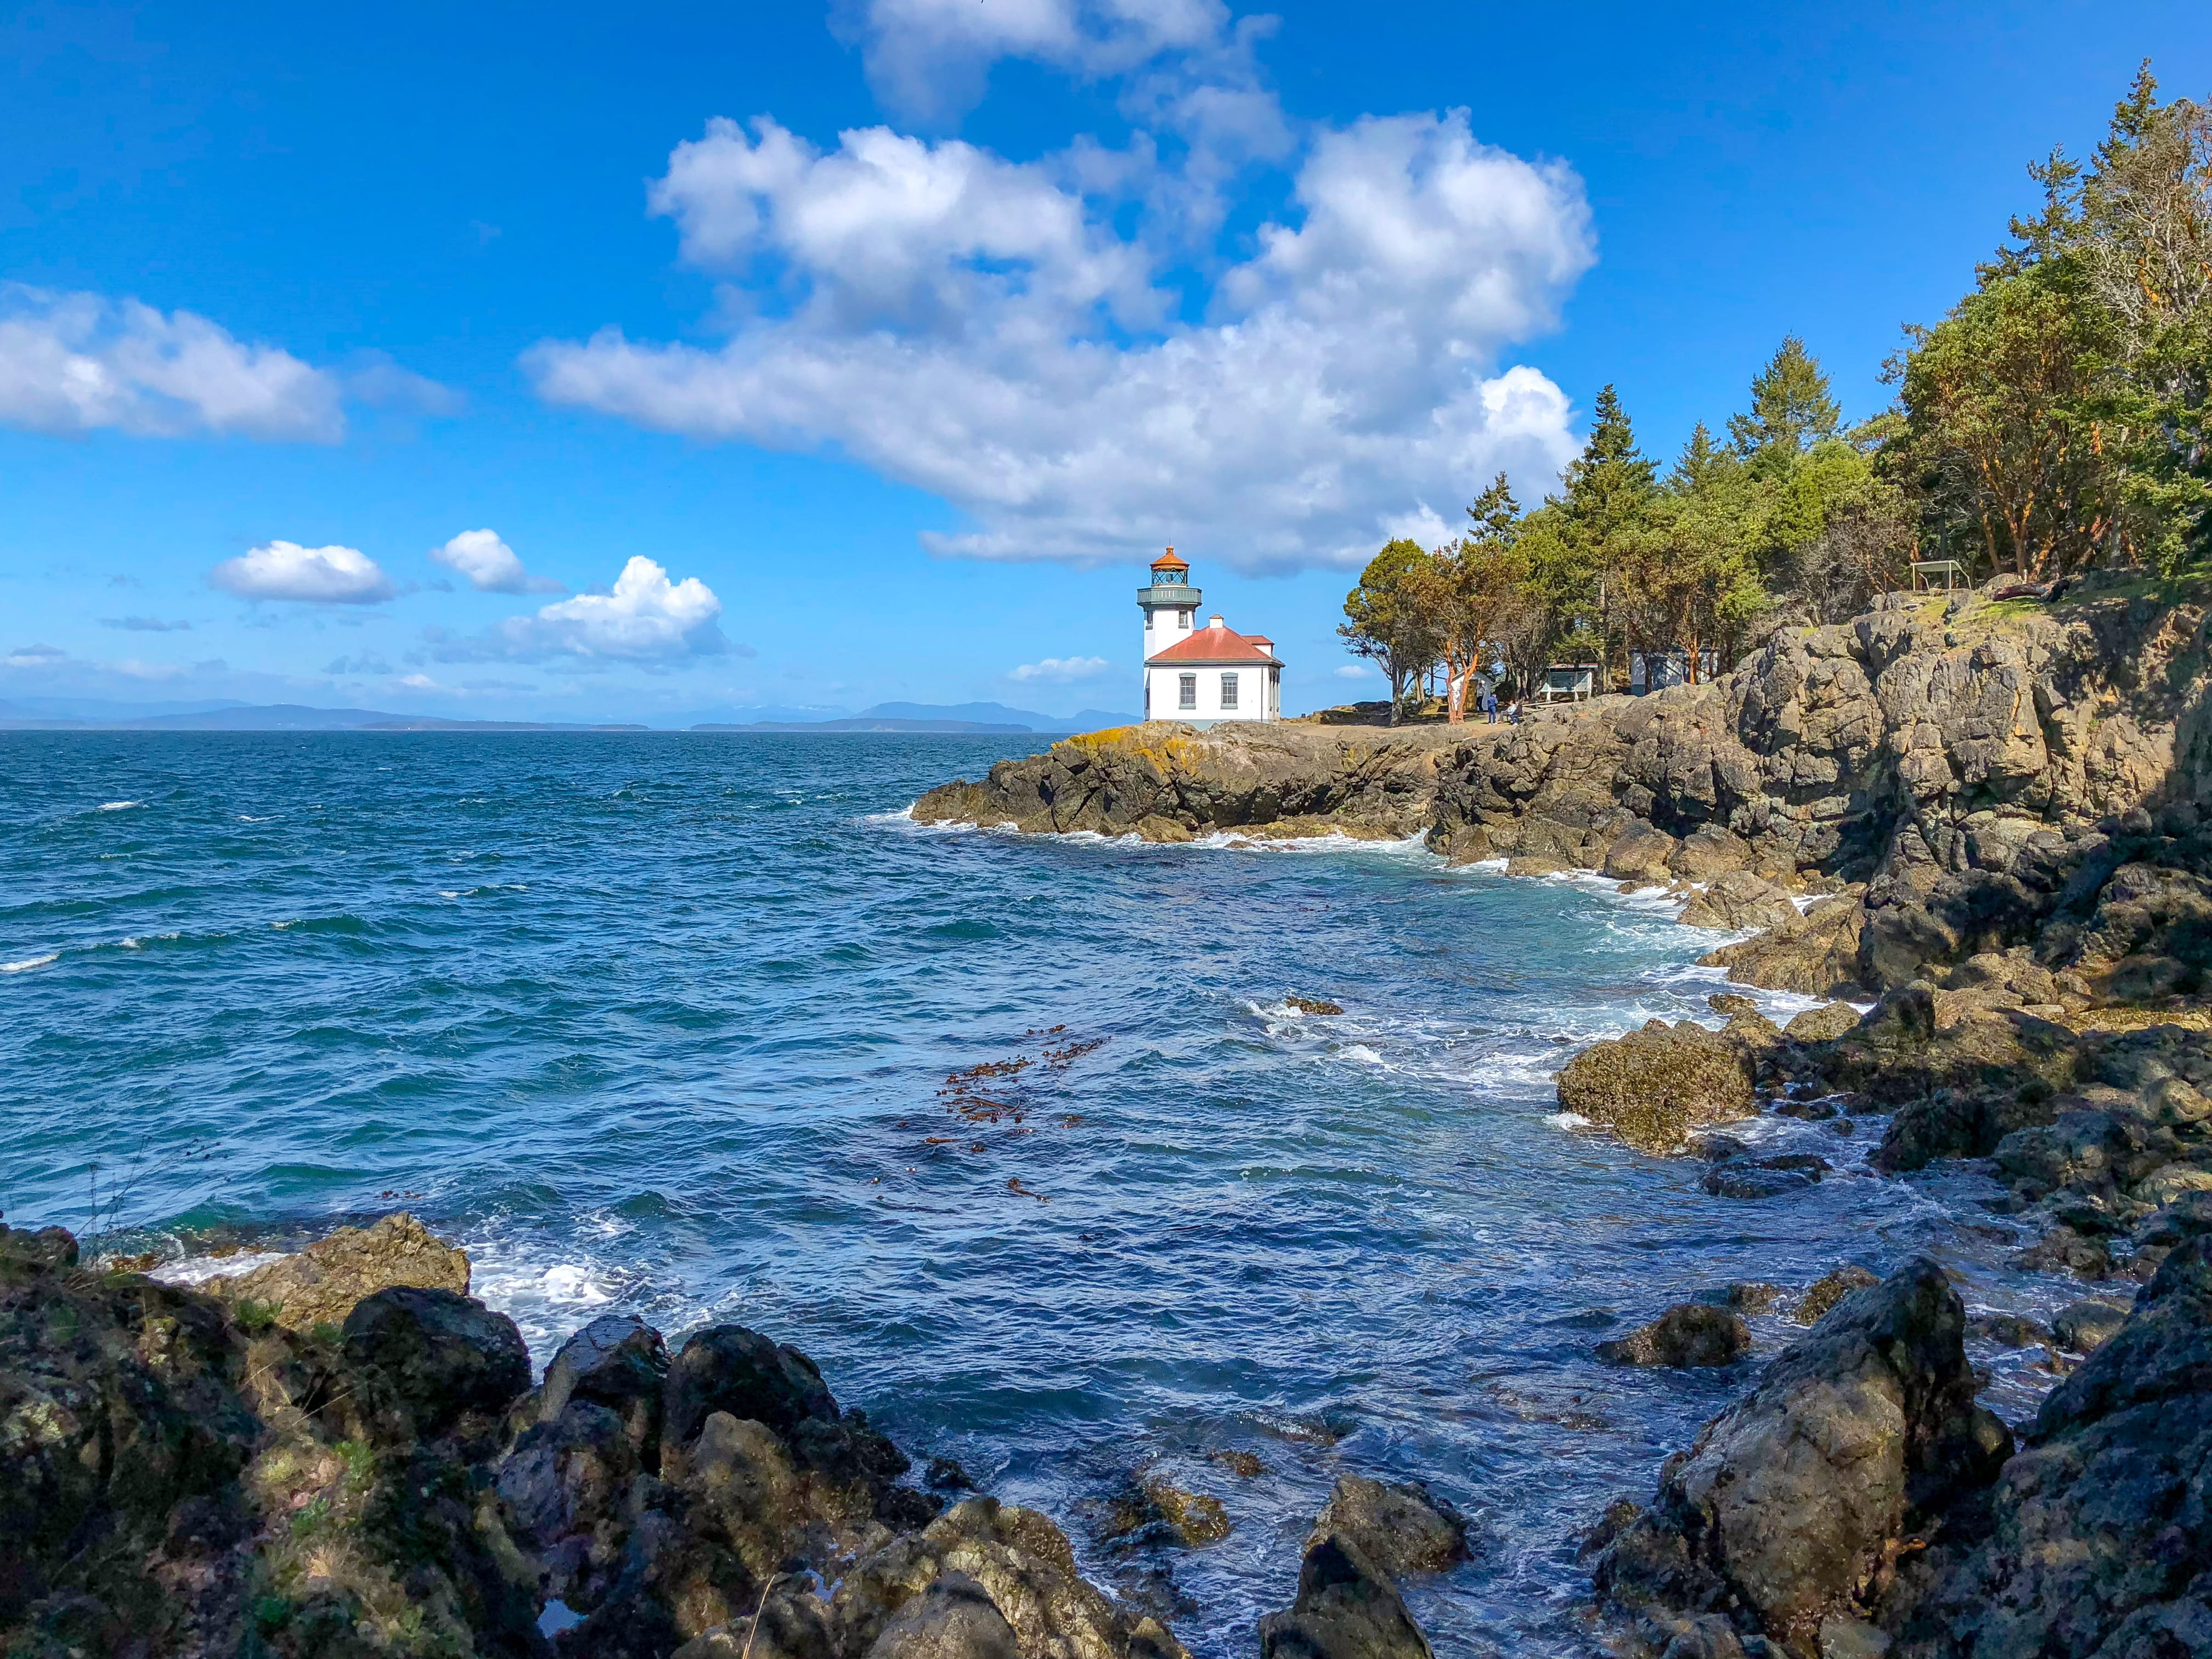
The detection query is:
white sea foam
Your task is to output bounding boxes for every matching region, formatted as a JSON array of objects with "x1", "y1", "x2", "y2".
[
  {"x1": 1, "y1": 952, "x2": 58, "y2": 973},
  {"x1": 1543, "y1": 1110, "x2": 1593, "y2": 1130},
  {"x1": 149, "y1": 1250, "x2": 290, "y2": 1286},
  {"x1": 236, "y1": 814, "x2": 276, "y2": 822},
  {"x1": 1336, "y1": 1043, "x2": 1387, "y2": 1066},
  {"x1": 98, "y1": 799, "x2": 144, "y2": 812}
]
